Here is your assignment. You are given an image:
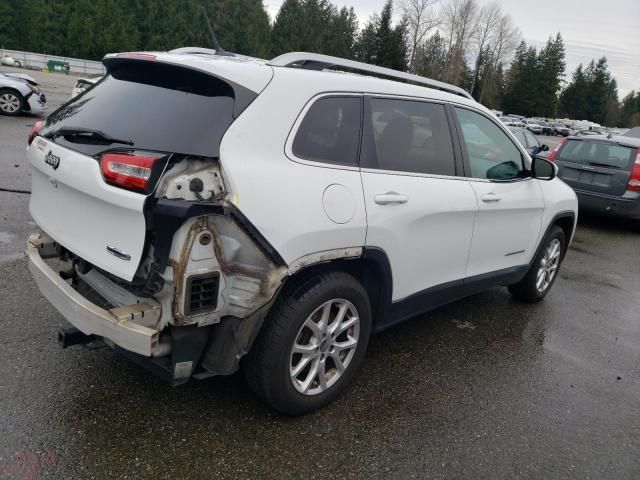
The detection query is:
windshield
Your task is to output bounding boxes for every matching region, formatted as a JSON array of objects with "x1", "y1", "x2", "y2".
[{"x1": 41, "y1": 61, "x2": 249, "y2": 158}]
